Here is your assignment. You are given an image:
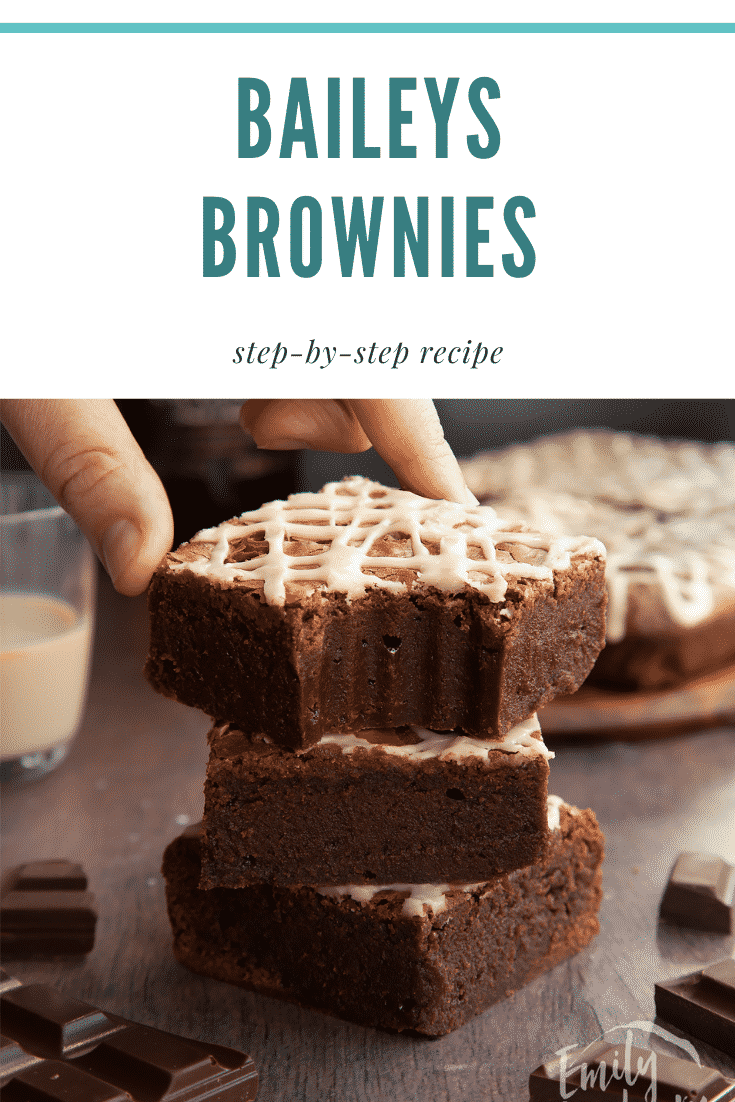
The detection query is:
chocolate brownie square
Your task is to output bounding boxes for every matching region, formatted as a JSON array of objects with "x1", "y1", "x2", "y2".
[
  {"x1": 146, "y1": 477, "x2": 607, "y2": 749},
  {"x1": 201, "y1": 715, "x2": 553, "y2": 887},
  {"x1": 462, "y1": 430, "x2": 735, "y2": 690},
  {"x1": 163, "y1": 797, "x2": 604, "y2": 1037}
]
